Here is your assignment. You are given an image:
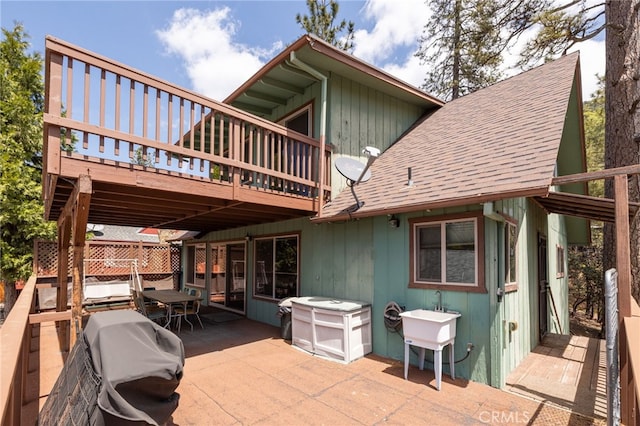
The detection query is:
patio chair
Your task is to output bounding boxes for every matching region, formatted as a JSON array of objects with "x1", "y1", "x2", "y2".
[
  {"x1": 173, "y1": 289, "x2": 204, "y2": 332},
  {"x1": 133, "y1": 290, "x2": 168, "y2": 326}
]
